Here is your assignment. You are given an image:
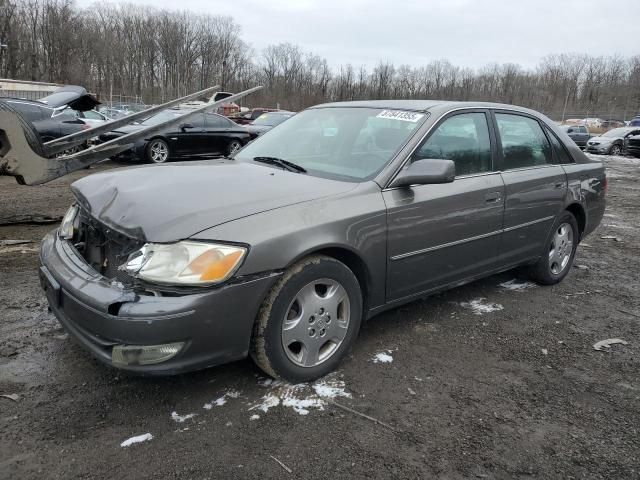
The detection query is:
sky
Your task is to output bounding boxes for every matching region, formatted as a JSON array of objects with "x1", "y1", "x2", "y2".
[{"x1": 76, "y1": 0, "x2": 640, "y2": 70}]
